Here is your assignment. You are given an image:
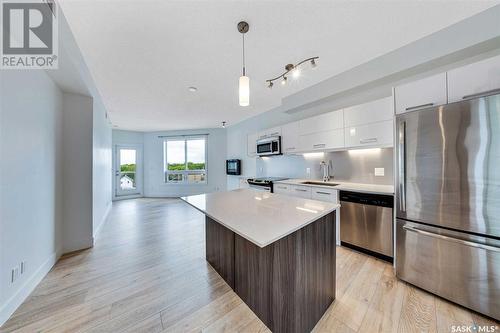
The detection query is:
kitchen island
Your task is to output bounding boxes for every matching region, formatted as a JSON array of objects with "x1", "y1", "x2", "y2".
[{"x1": 181, "y1": 189, "x2": 339, "y2": 333}]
